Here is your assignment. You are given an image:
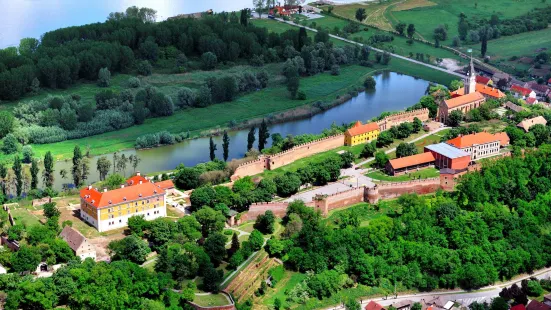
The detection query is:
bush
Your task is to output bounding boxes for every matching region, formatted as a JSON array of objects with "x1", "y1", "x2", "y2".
[
  {"x1": 22, "y1": 145, "x2": 34, "y2": 163},
  {"x1": 135, "y1": 133, "x2": 160, "y2": 149},
  {"x1": 331, "y1": 65, "x2": 340, "y2": 76},
  {"x1": 97, "y1": 67, "x2": 111, "y2": 87},
  {"x1": 137, "y1": 60, "x2": 153, "y2": 76},
  {"x1": 297, "y1": 91, "x2": 306, "y2": 100},
  {"x1": 176, "y1": 87, "x2": 196, "y2": 108},
  {"x1": 158, "y1": 131, "x2": 175, "y2": 145},
  {"x1": 201, "y1": 52, "x2": 218, "y2": 70},
  {"x1": 127, "y1": 77, "x2": 141, "y2": 88},
  {"x1": 2, "y1": 133, "x2": 20, "y2": 154}
]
